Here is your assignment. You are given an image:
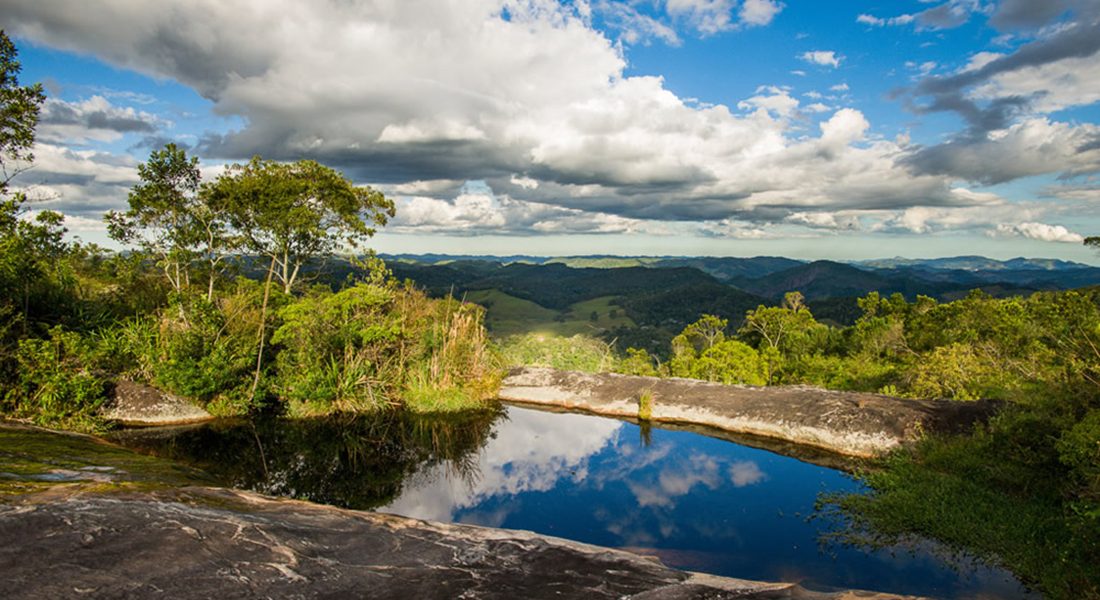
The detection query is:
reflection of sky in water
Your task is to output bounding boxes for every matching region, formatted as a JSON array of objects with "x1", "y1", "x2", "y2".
[{"x1": 380, "y1": 405, "x2": 1033, "y2": 599}]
